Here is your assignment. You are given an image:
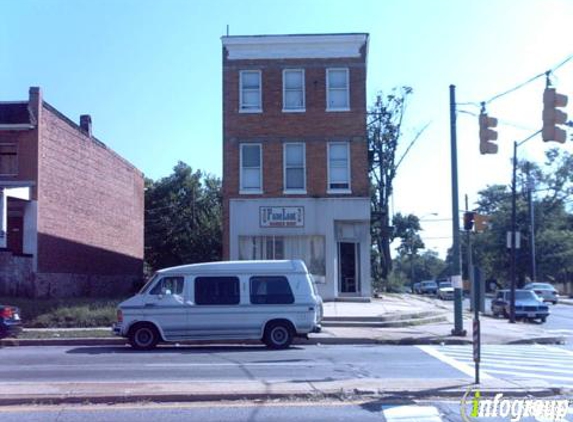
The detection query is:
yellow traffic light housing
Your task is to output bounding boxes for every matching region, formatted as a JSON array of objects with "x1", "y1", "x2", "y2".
[
  {"x1": 542, "y1": 87, "x2": 568, "y2": 143},
  {"x1": 479, "y1": 112, "x2": 498, "y2": 154}
]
